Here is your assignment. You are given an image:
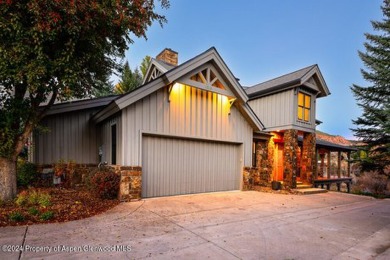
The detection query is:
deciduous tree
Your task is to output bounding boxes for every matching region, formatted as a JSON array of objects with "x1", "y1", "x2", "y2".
[{"x1": 0, "y1": 0, "x2": 169, "y2": 200}]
